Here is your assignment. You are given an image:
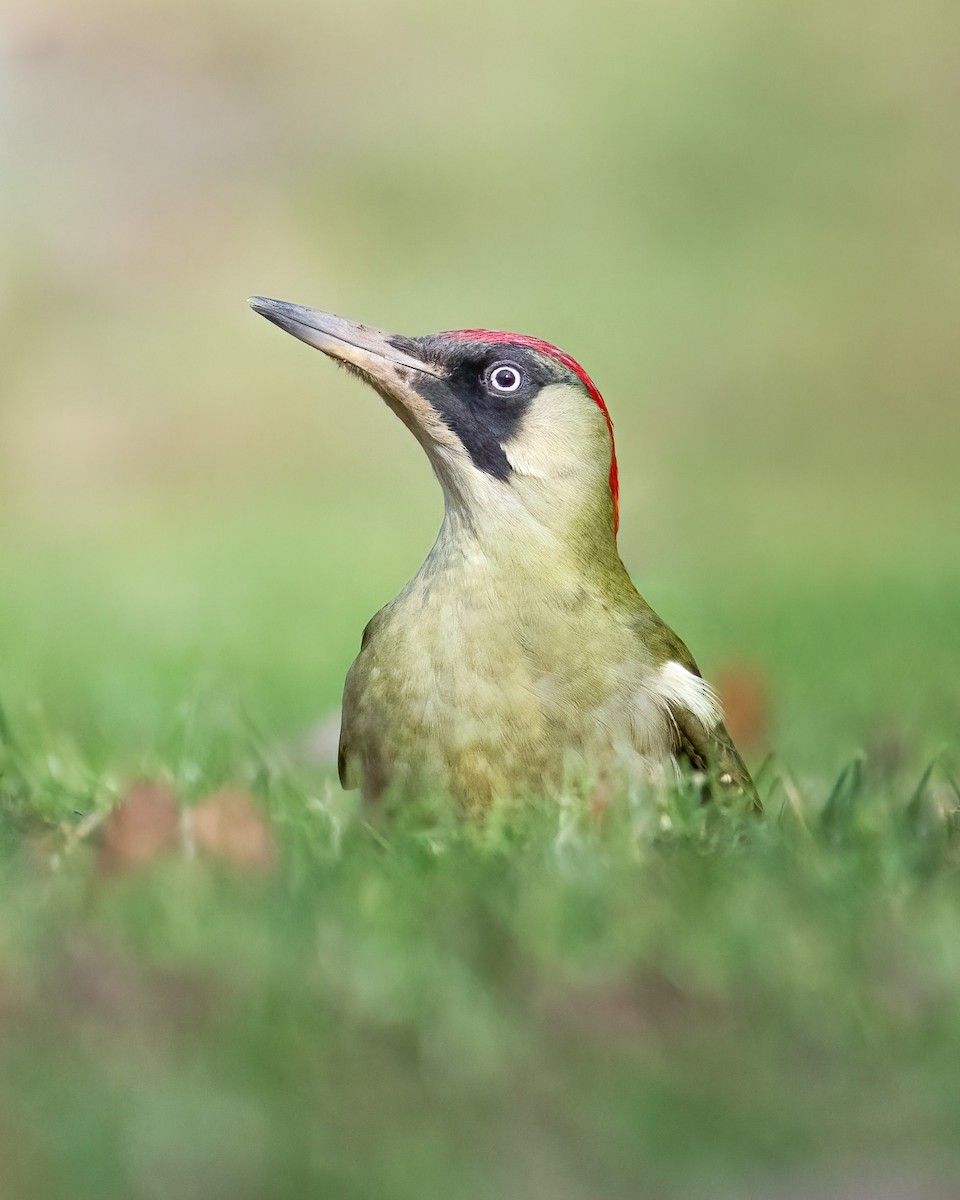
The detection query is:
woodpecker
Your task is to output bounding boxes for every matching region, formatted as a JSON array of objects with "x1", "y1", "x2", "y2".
[{"x1": 249, "y1": 297, "x2": 758, "y2": 812}]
